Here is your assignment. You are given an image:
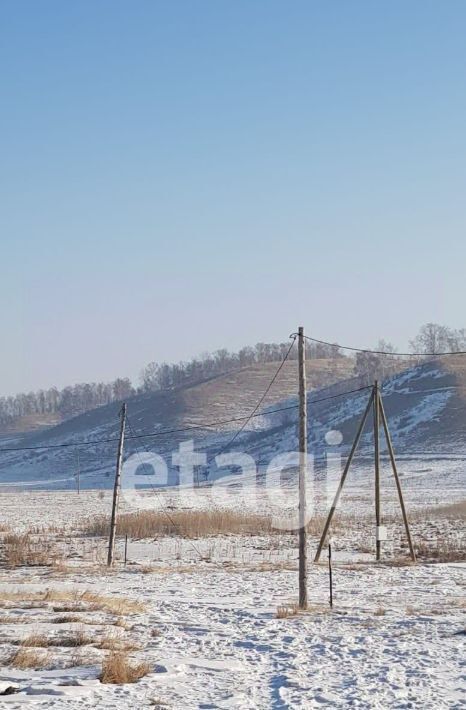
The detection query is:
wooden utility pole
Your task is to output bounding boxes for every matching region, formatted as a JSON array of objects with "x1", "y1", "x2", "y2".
[
  {"x1": 298, "y1": 326, "x2": 308, "y2": 609},
  {"x1": 378, "y1": 395, "x2": 416, "y2": 561},
  {"x1": 314, "y1": 388, "x2": 374, "y2": 562},
  {"x1": 76, "y1": 449, "x2": 81, "y2": 495},
  {"x1": 315, "y1": 384, "x2": 416, "y2": 564},
  {"x1": 374, "y1": 381, "x2": 381, "y2": 561},
  {"x1": 328, "y1": 541, "x2": 333, "y2": 609},
  {"x1": 107, "y1": 403, "x2": 127, "y2": 567}
]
